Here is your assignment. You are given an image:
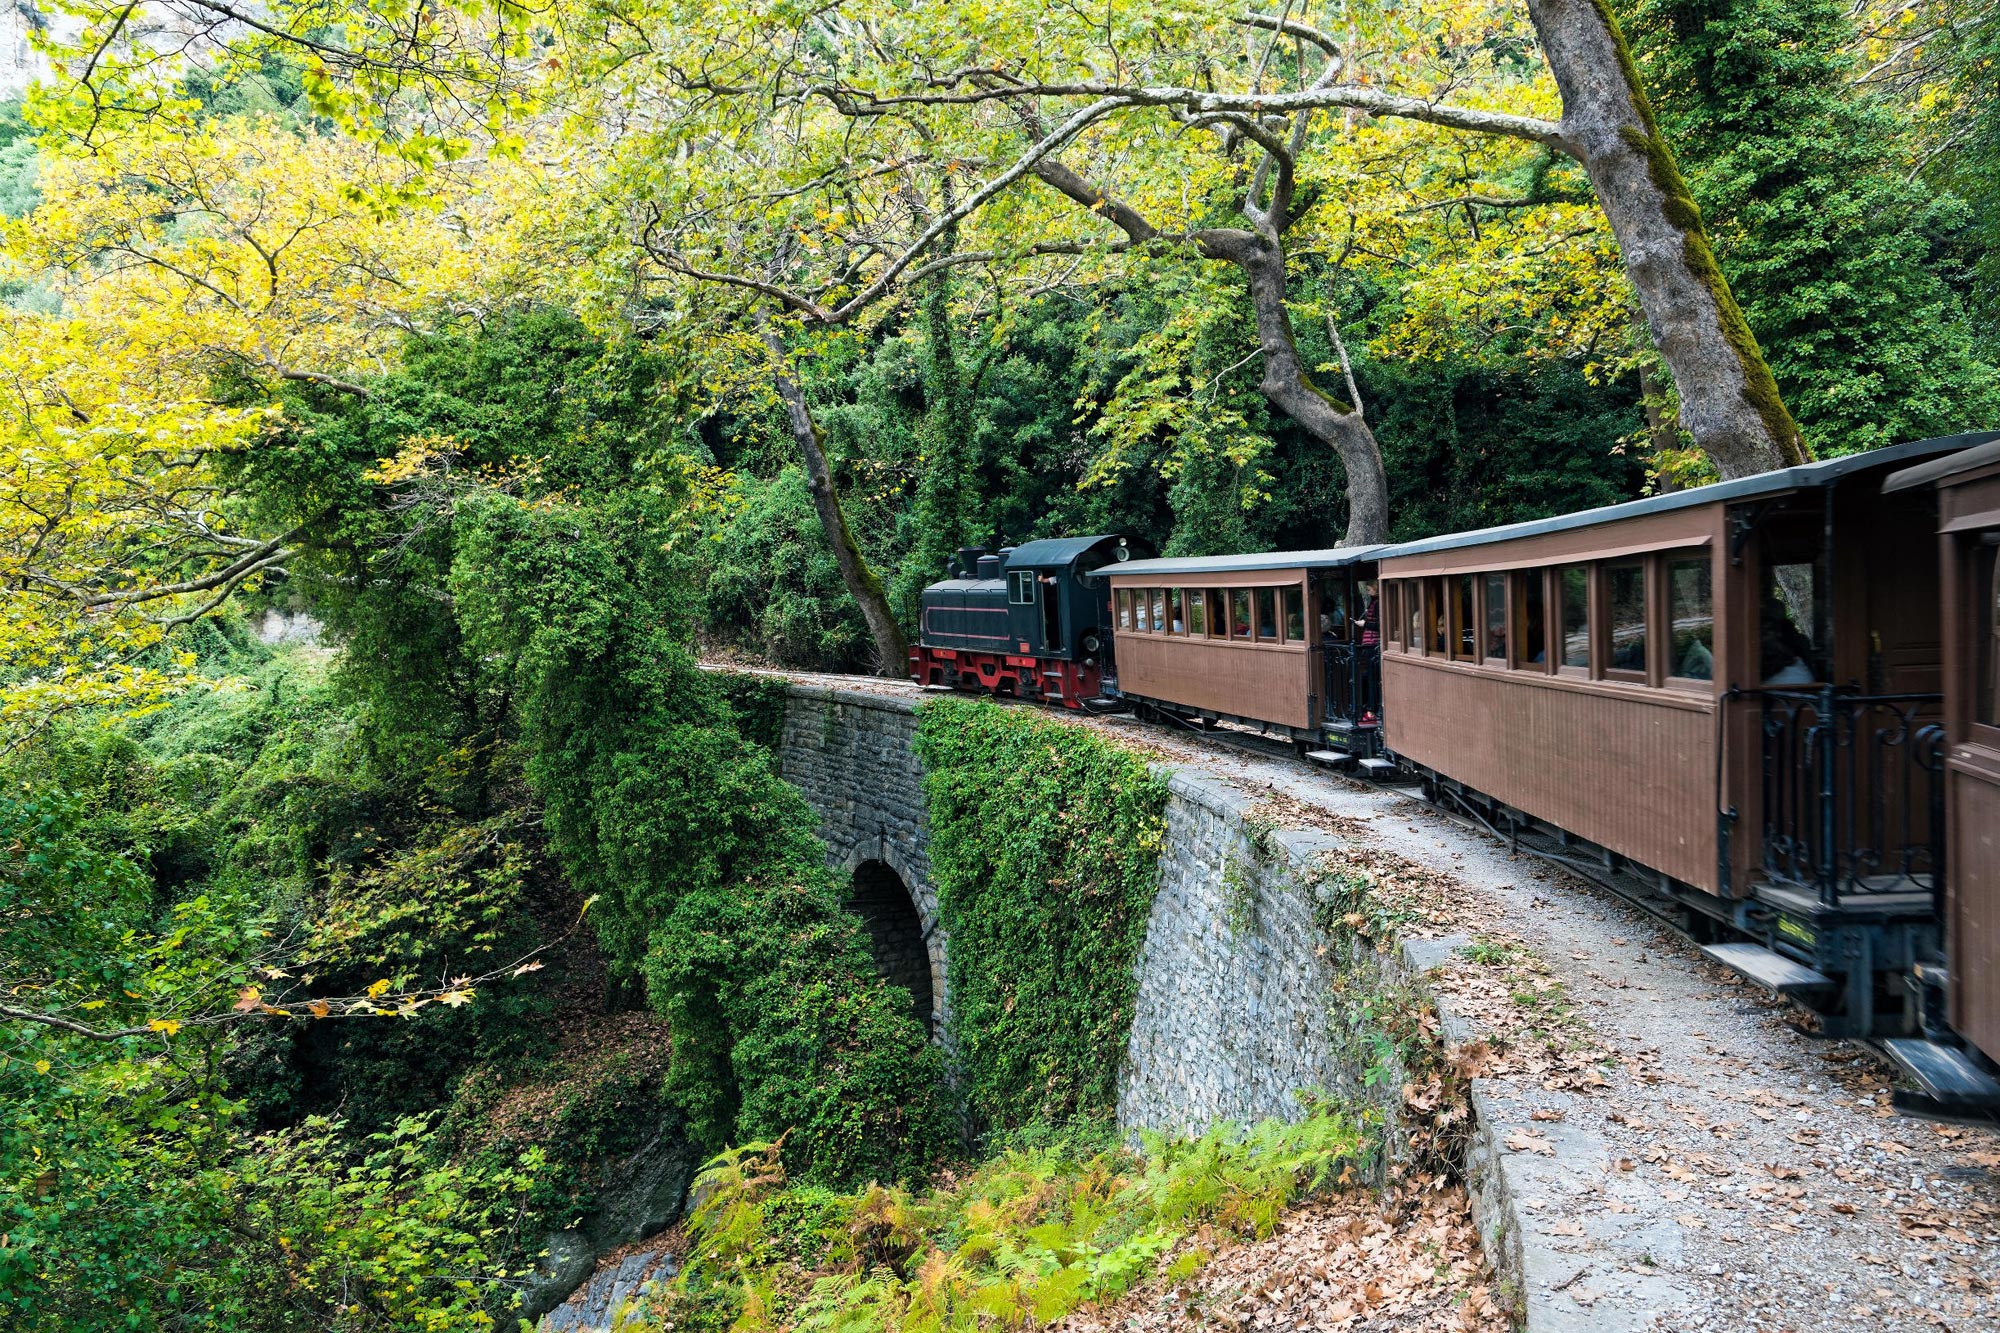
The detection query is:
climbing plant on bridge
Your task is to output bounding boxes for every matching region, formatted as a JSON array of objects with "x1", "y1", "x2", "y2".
[{"x1": 914, "y1": 700, "x2": 1168, "y2": 1132}]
